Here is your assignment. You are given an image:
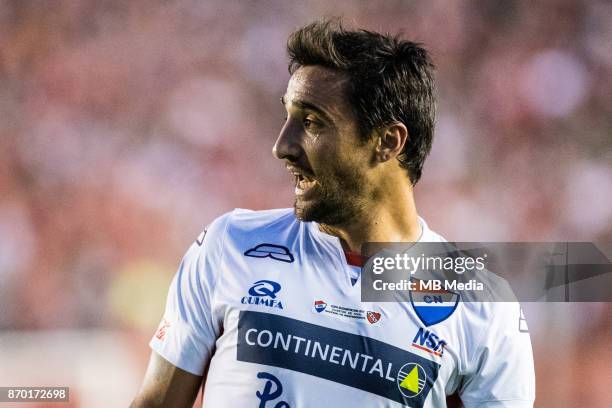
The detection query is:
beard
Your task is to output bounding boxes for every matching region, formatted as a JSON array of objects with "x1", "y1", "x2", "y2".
[{"x1": 293, "y1": 164, "x2": 367, "y2": 226}]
